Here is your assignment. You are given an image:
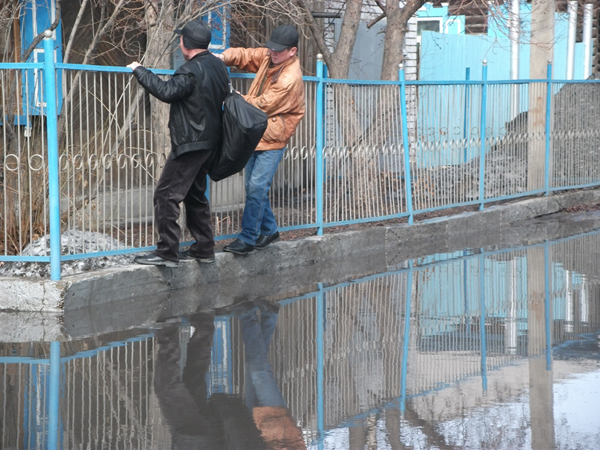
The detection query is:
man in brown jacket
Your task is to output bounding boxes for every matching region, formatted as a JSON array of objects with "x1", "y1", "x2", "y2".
[{"x1": 217, "y1": 25, "x2": 305, "y2": 254}]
